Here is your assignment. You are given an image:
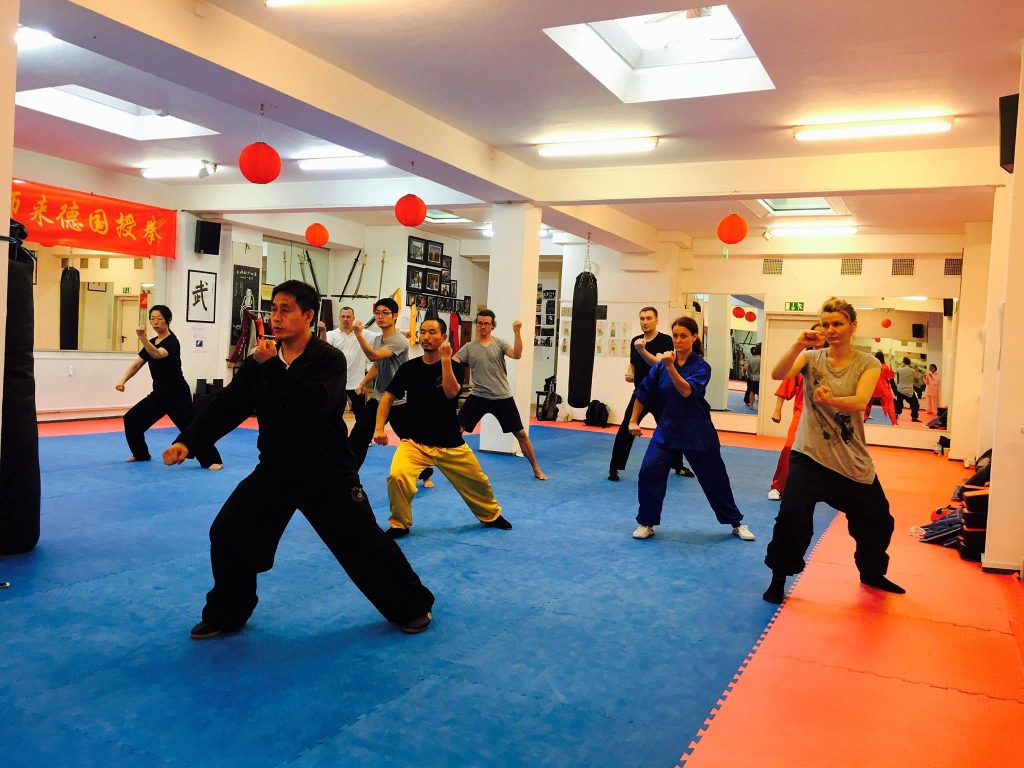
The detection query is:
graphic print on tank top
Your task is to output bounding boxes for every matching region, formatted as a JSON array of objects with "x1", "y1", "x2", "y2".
[{"x1": 805, "y1": 367, "x2": 855, "y2": 445}]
